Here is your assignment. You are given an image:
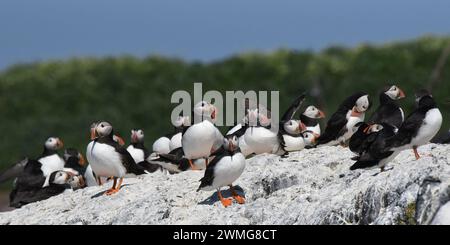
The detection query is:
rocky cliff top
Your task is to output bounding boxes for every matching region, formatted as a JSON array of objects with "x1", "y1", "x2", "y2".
[{"x1": 1, "y1": 144, "x2": 449, "y2": 225}]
